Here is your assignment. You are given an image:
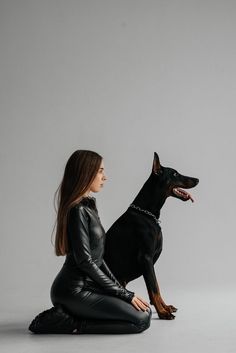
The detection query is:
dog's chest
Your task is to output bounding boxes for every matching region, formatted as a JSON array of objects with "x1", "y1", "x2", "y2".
[{"x1": 153, "y1": 227, "x2": 163, "y2": 250}]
